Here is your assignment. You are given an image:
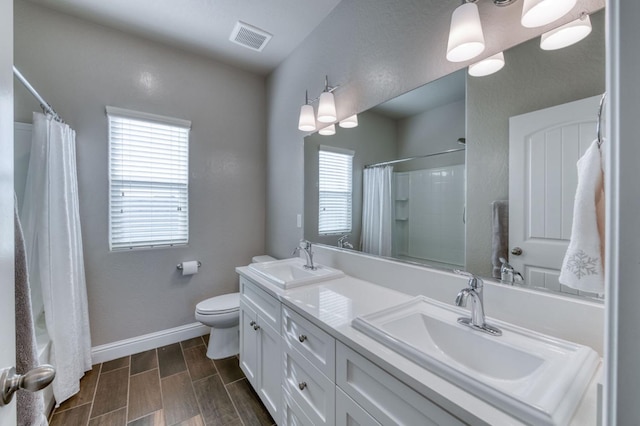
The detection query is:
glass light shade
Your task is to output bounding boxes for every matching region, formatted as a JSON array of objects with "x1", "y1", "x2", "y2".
[
  {"x1": 521, "y1": 0, "x2": 577, "y2": 28},
  {"x1": 298, "y1": 104, "x2": 316, "y2": 132},
  {"x1": 317, "y1": 92, "x2": 337, "y2": 123},
  {"x1": 540, "y1": 15, "x2": 592, "y2": 50},
  {"x1": 318, "y1": 124, "x2": 336, "y2": 136},
  {"x1": 339, "y1": 114, "x2": 358, "y2": 128},
  {"x1": 468, "y1": 52, "x2": 505, "y2": 77},
  {"x1": 446, "y1": 2, "x2": 485, "y2": 63}
]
